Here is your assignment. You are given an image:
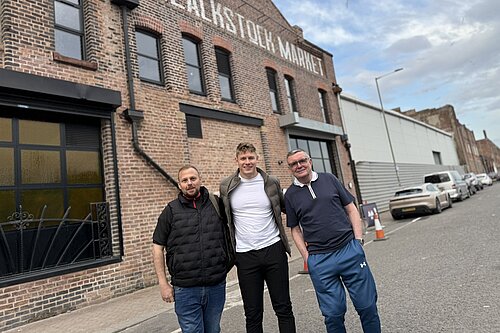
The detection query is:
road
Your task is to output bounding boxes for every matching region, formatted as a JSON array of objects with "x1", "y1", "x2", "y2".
[{"x1": 124, "y1": 183, "x2": 500, "y2": 333}]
